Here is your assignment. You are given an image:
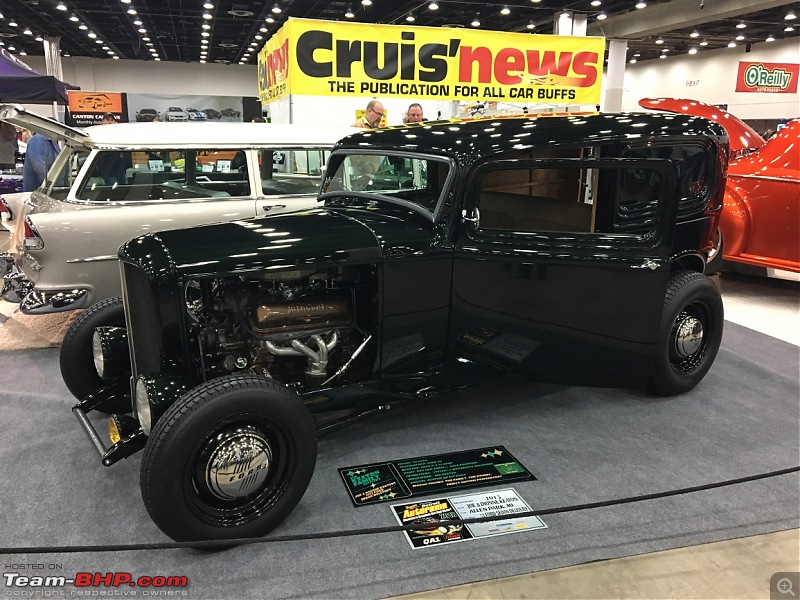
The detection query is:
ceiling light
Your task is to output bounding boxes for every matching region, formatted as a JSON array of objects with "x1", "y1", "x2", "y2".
[
  {"x1": 69, "y1": 13, "x2": 79, "y2": 21},
  {"x1": 727, "y1": 41, "x2": 736, "y2": 47},
  {"x1": 786, "y1": 11, "x2": 797, "y2": 20},
  {"x1": 201, "y1": 31, "x2": 210, "y2": 37},
  {"x1": 64, "y1": 52, "x2": 70, "y2": 56},
  {"x1": 200, "y1": 59, "x2": 206, "y2": 63},
  {"x1": 661, "y1": 48, "x2": 669, "y2": 52},
  {"x1": 23, "y1": 28, "x2": 32, "y2": 35},
  {"x1": 690, "y1": 30, "x2": 699, "y2": 37},
  {"x1": 127, "y1": 8, "x2": 136, "y2": 15},
  {"x1": 688, "y1": 48, "x2": 697, "y2": 54},
  {"x1": 429, "y1": 2, "x2": 439, "y2": 10},
  {"x1": 471, "y1": 15, "x2": 480, "y2": 26},
  {"x1": 736, "y1": 22, "x2": 746, "y2": 29},
  {"x1": 633, "y1": 52, "x2": 640, "y2": 57},
  {"x1": 629, "y1": 58, "x2": 636, "y2": 63},
  {"x1": 362, "y1": 0, "x2": 372, "y2": 4},
  {"x1": 102, "y1": 45, "x2": 109, "y2": 49},
  {"x1": 784, "y1": 26, "x2": 795, "y2": 32},
  {"x1": 19, "y1": 51, "x2": 26, "y2": 55},
  {"x1": 95, "y1": 39, "x2": 103, "y2": 44},
  {"x1": 154, "y1": 57, "x2": 160, "y2": 61},
  {"x1": 35, "y1": 35, "x2": 43, "y2": 41},
  {"x1": 9, "y1": 20, "x2": 17, "y2": 27},
  {"x1": 659, "y1": 54, "x2": 666, "y2": 59},
  {"x1": 591, "y1": 0, "x2": 601, "y2": 5},
  {"x1": 8, "y1": 45, "x2": 15, "y2": 51},
  {"x1": 203, "y1": 13, "x2": 212, "y2": 19},
  {"x1": 635, "y1": 1, "x2": 646, "y2": 8},
  {"x1": 203, "y1": 2, "x2": 214, "y2": 8},
  {"x1": 137, "y1": 28, "x2": 146, "y2": 33},
  {"x1": 501, "y1": 6, "x2": 511, "y2": 15},
  {"x1": 255, "y1": 34, "x2": 263, "y2": 40},
  {"x1": 146, "y1": 42, "x2": 153, "y2": 46},
  {"x1": 735, "y1": 34, "x2": 744, "y2": 40},
  {"x1": 531, "y1": 0, "x2": 541, "y2": 3},
  {"x1": 655, "y1": 37, "x2": 664, "y2": 44},
  {"x1": 259, "y1": 26, "x2": 267, "y2": 32},
  {"x1": 265, "y1": 16, "x2": 275, "y2": 23},
  {"x1": 527, "y1": 21, "x2": 535, "y2": 29},
  {"x1": 107, "y1": 50, "x2": 114, "y2": 55},
  {"x1": 596, "y1": 12, "x2": 607, "y2": 20},
  {"x1": 699, "y1": 40, "x2": 708, "y2": 46},
  {"x1": 766, "y1": 35, "x2": 775, "y2": 42},
  {"x1": 87, "y1": 31, "x2": 96, "y2": 38},
  {"x1": 406, "y1": 13, "x2": 415, "y2": 22},
  {"x1": 79, "y1": 24, "x2": 87, "y2": 30},
  {"x1": 56, "y1": 2, "x2": 67, "y2": 10},
  {"x1": 120, "y1": 0, "x2": 131, "y2": 3},
  {"x1": 134, "y1": 19, "x2": 142, "y2": 26},
  {"x1": 142, "y1": 36, "x2": 150, "y2": 41},
  {"x1": 271, "y1": 4, "x2": 282, "y2": 13},
  {"x1": 202, "y1": 23, "x2": 210, "y2": 29},
  {"x1": 112, "y1": 55, "x2": 119, "y2": 59},
  {"x1": 345, "y1": 6, "x2": 354, "y2": 18}
]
